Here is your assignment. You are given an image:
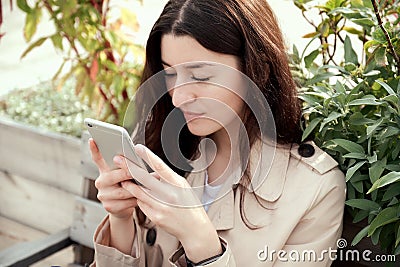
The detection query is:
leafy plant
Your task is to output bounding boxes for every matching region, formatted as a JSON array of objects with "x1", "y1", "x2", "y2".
[
  {"x1": 292, "y1": 0, "x2": 400, "y2": 255},
  {"x1": 0, "y1": 79, "x2": 94, "y2": 137},
  {"x1": 11, "y1": 0, "x2": 145, "y2": 125}
]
